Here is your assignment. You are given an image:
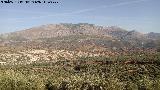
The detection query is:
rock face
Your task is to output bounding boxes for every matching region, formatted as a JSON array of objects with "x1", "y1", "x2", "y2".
[{"x1": 0, "y1": 23, "x2": 159, "y2": 49}]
